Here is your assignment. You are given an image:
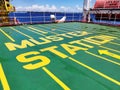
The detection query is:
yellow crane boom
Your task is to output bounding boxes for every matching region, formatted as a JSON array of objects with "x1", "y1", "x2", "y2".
[{"x1": 0, "y1": 0, "x2": 15, "y2": 24}]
